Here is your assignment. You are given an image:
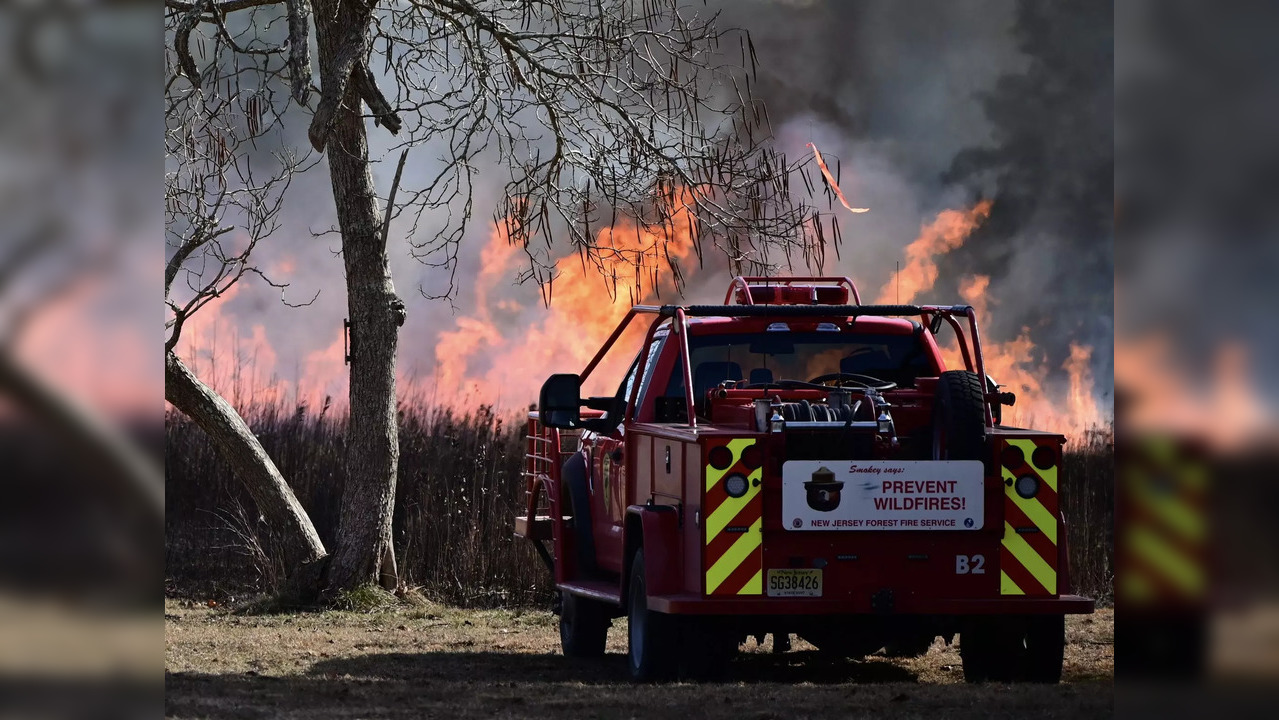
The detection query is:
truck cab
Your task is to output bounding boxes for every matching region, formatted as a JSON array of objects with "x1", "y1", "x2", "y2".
[{"x1": 515, "y1": 277, "x2": 1093, "y2": 682}]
